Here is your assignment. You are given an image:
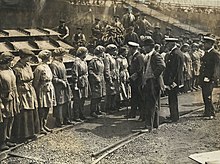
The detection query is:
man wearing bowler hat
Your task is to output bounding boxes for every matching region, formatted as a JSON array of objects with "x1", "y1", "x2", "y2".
[
  {"x1": 126, "y1": 41, "x2": 144, "y2": 119},
  {"x1": 141, "y1": 37, "x2": 165, "y2": 131},
  {"x1": 163, "y1": 38, "x2": 184, "y2": 122},
  {"x1": 199, "y1": 36, "x2": 220, "y2": 119}
]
